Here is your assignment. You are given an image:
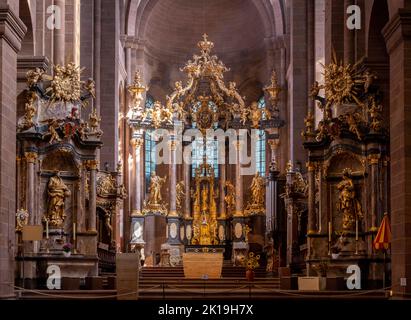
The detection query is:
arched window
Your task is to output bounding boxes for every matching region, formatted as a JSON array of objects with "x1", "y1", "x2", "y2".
[
  {"x1": 255, "y1": 96, "x2": 266, "y2": 175},
  {"x1": 144, "y1": 95, "x2": 156, "y2": 192}
]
